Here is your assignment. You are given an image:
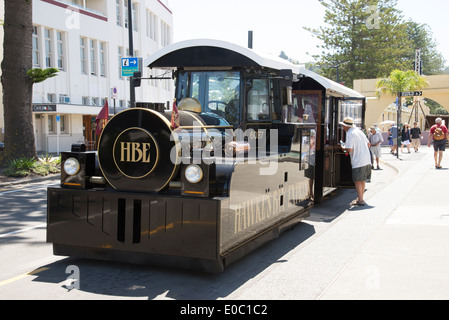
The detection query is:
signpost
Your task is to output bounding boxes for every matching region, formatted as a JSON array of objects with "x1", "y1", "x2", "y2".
[
  {"x1": 121, "y1": 58, "x2": 140, "y2": 77},
  {"x1": 399, "y1": 91, "x2": 423, "y2": 97},
  {"x1": 56, "y1": 115, "x2": 60, "y2": 155},
  {"x1": 396, "y1": 91, "x2": 424, "y2": 159},
  {"x1": 111, "y1": 87, "x2": 118, "y2": 115},
  {"x1": 121, "y1": 56, "x2": 142, "y2": 108}
]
